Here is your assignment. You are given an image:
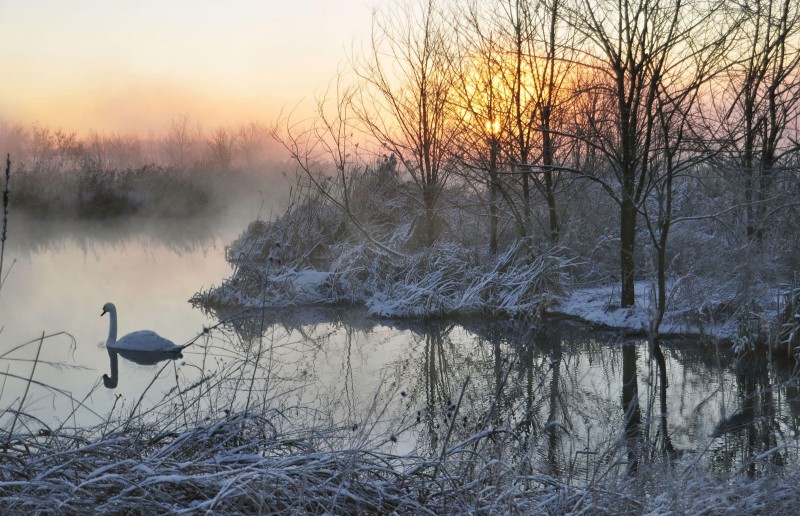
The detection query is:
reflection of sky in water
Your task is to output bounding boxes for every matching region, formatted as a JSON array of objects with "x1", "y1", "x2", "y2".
[{"x1": 0, "y1": 215, "x2": 240, "y2": 424}]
